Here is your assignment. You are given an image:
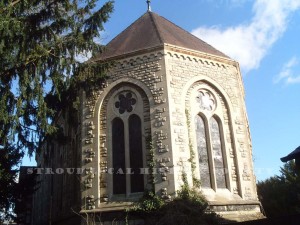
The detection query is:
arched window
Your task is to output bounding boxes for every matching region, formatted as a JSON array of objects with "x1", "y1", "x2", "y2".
[
  {"x1": 108, "y1": 89, "x2": 146, "y2": 197},
  {"x1": 193, "y1": 88, "x2": 228, "y2": 190}
]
